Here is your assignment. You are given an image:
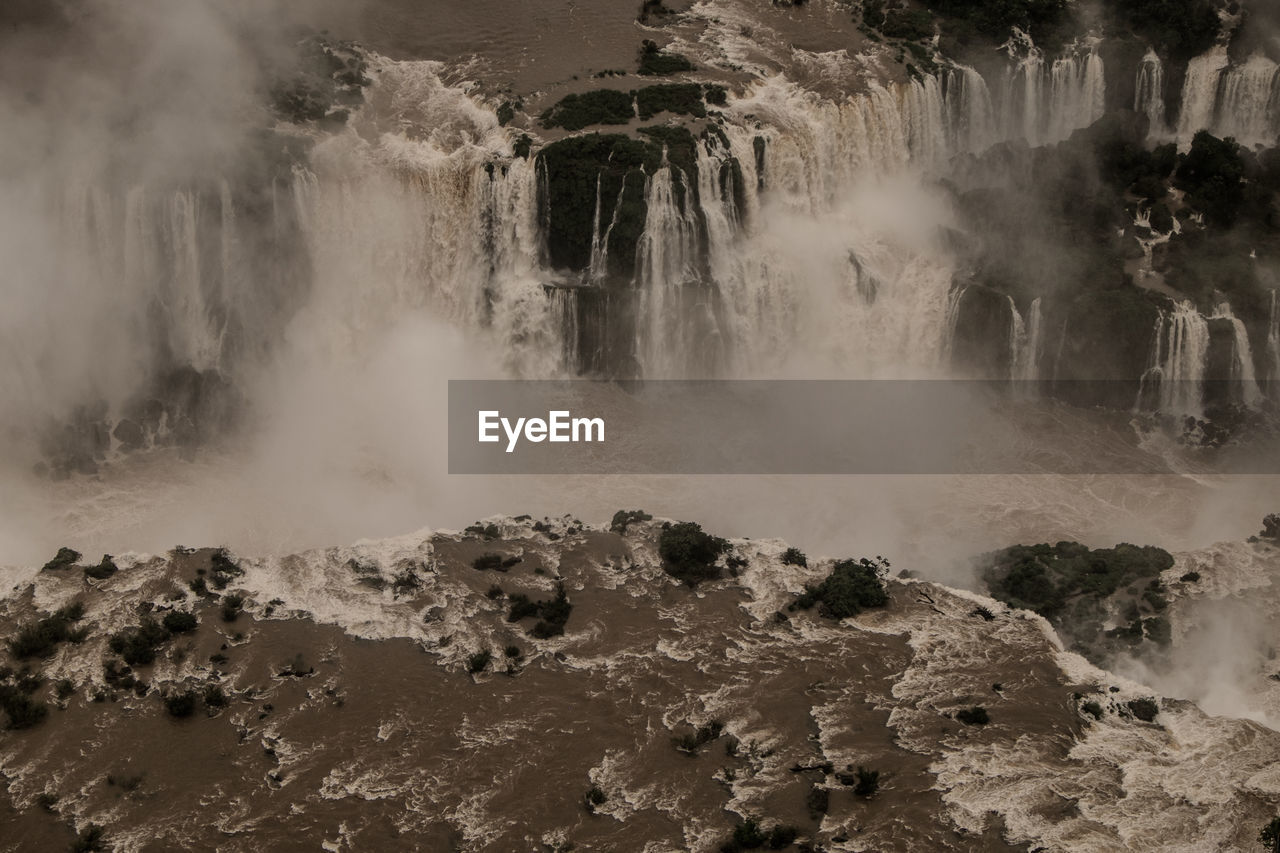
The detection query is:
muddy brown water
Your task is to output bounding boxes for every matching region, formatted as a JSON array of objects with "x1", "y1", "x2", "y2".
[{"x1": 0, "y1": 524, "x2": 1124, "y2": 851}]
